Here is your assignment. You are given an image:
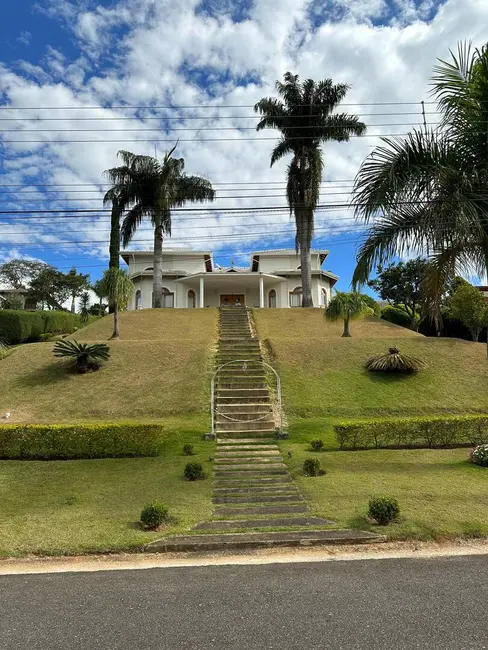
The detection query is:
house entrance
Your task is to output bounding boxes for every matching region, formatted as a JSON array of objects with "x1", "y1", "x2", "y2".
[{"x1": 220, "y1": 294, "x2": 245, "y2": 307}]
